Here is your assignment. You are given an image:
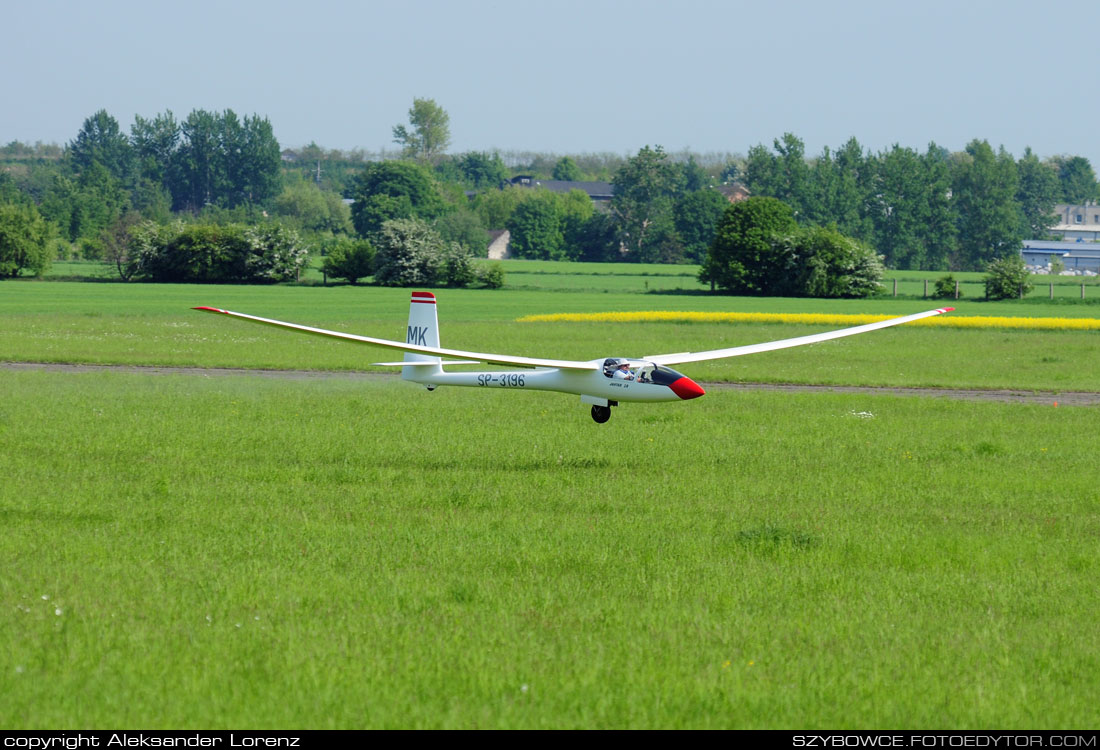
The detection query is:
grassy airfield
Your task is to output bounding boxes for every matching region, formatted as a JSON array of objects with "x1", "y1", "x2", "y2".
[{"x1": 2, "y1": 266, "x2": 1099, "y2": 728}]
